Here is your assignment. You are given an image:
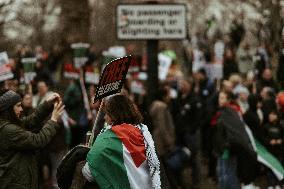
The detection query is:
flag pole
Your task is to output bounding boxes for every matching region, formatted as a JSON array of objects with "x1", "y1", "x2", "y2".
[{"x1": 87, "y1": 99, "x2": 105, "y2": 147}]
